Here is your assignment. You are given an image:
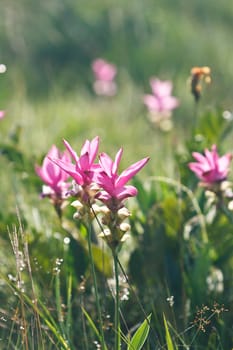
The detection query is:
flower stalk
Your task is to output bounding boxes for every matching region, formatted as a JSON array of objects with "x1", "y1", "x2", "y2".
[
  {"x1": 87, "y1": 219, "x2": 107, "y2": 350},
  {"x1": 112, "y1": 247, "x2": 121, "y2": 350}
]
